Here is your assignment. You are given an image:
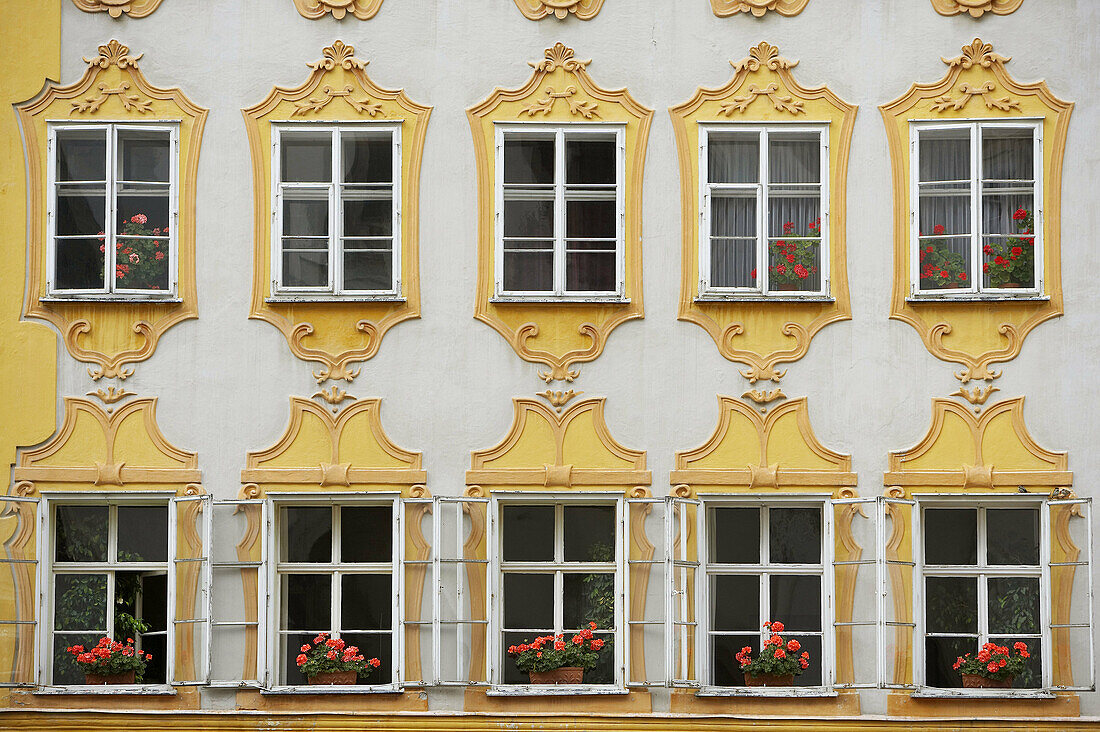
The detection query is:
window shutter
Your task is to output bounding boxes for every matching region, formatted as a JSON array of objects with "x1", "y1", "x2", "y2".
[
  {"x1": 830, "y1": 495, "x2": 879, "y2": 689},
  {"x1": 666, "y1": 495, "x2": 701, "y2": 687},
  {"x1": 0, "y1": 493, "x2": 39, "y2": 687},
  {"x1": 207, "y1": 498, "x2": 266, "y2": 687},
  {"x1": 1046, "y1": 494, "x2": 1093, "y2": 691},
  {"x1": 881, "y1": 494, "x2": 917, "y2": 690},
  {"x1": 169, "y1": 492, "x2": 211, "y2": 685},
  {"x1": 431, "y1": 496, "x2": 490, "y2": 685},
  {"x1": 624, "y1": 494, "x2": 666, "y2": 687}
]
